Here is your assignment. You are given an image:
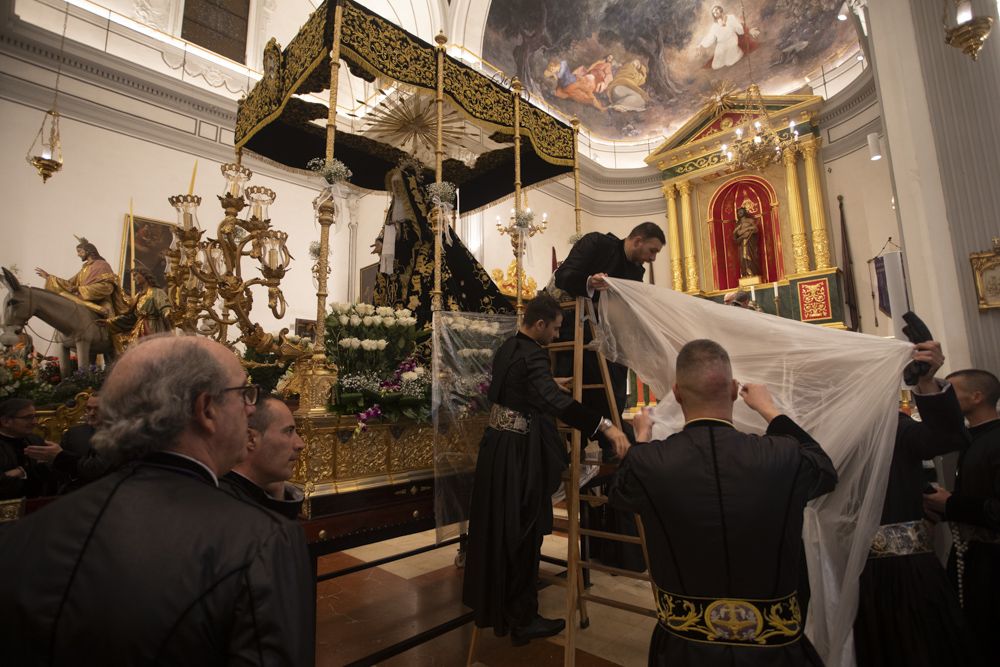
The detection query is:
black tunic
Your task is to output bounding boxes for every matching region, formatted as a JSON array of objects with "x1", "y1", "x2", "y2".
[
  {"x1": 917, "y1": 387, "x2": 1000, "y2": 660},
  {"x1": 853, "y1": 410, "x2": 981, "y2": 667},
  {"x1": 552, "y1": 232, "x2": 643, "y2": 462},
  {"x1": 462, "y1": 332, "x2": 601, "y2": 635},
  {"x1": 220, "y1": 470, "x2": 304, "y2": 520},
  {"x1": 608, "y1": 417, "x2": 837, "y2": 666}
]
